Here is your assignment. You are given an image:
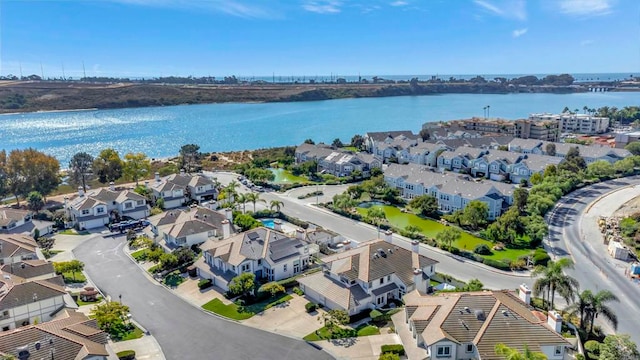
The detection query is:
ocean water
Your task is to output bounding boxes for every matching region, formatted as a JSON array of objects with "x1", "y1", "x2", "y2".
[{"x1": 1, "y1": 92, "x2": 638, "y2": 166}]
